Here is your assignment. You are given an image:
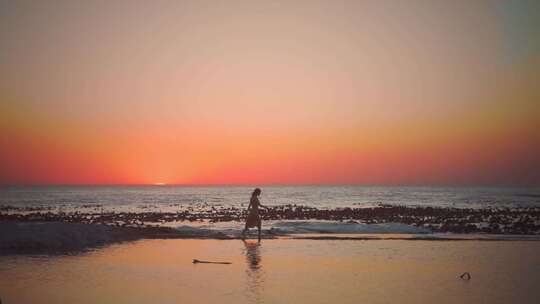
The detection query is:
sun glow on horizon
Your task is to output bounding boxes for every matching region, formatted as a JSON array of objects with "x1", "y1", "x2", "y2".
[{"x1": 0, "y1": 0, "x2": 539, "y2": 186}]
